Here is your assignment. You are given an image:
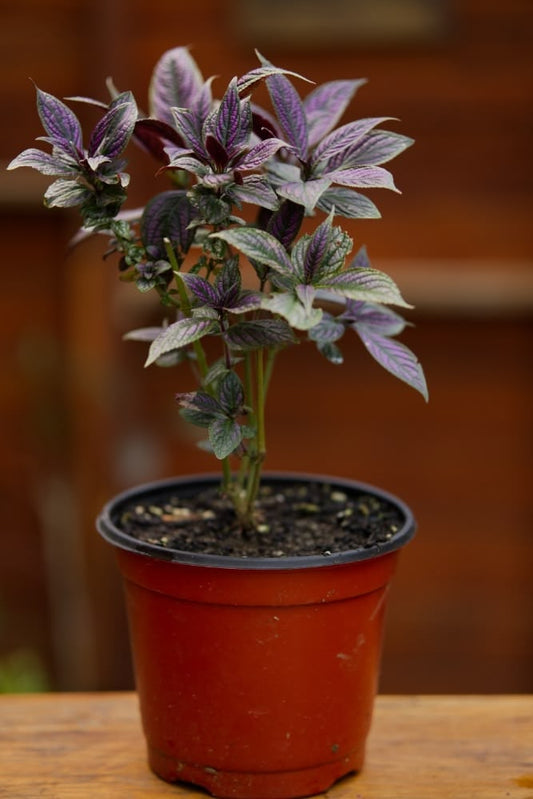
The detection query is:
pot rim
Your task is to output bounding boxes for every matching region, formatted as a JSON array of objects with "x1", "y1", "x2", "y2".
[{"x1": 96, "y1": 472, "x2": 416, "y2": 571}]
